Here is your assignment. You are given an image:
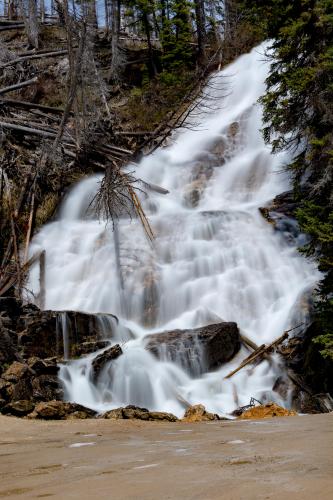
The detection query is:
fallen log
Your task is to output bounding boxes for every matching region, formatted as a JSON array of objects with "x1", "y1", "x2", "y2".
[
  {"x1": 0, "y1": 98, "x2": 67, "y2": 114},
  {"x1": 224, "y1": 324, "x2": 304, "y2": 380},
  {"x1": 224, "y1": 344, "x2": 266, "y2": 380},
  {"x1": 0, "y1": 24, "x2": 25, "y2": 32},
  {"x1": 1, "y1": 50, "x2": 68, "y2": 68},
  {"x1": 0, "y1": 77, "x2": 38, "y2": 96},
  {"x1": 240, "y1": 334, "x2": 260, "y2": 351},
  {"x1": 0, "y1": 121, "x2": 58, "y2": 139}
]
